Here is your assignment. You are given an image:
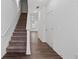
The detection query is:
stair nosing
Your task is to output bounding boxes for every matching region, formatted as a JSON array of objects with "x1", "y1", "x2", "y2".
[
  {"x1": 13, "y1": 32, "x2": 26, "y2": 33},
  {"x1": 12, "y1": 36, "x2": 26, "y2": 37},
  {"x1": 7, "y1": 46, "x2": 26, "y2": 49}
]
